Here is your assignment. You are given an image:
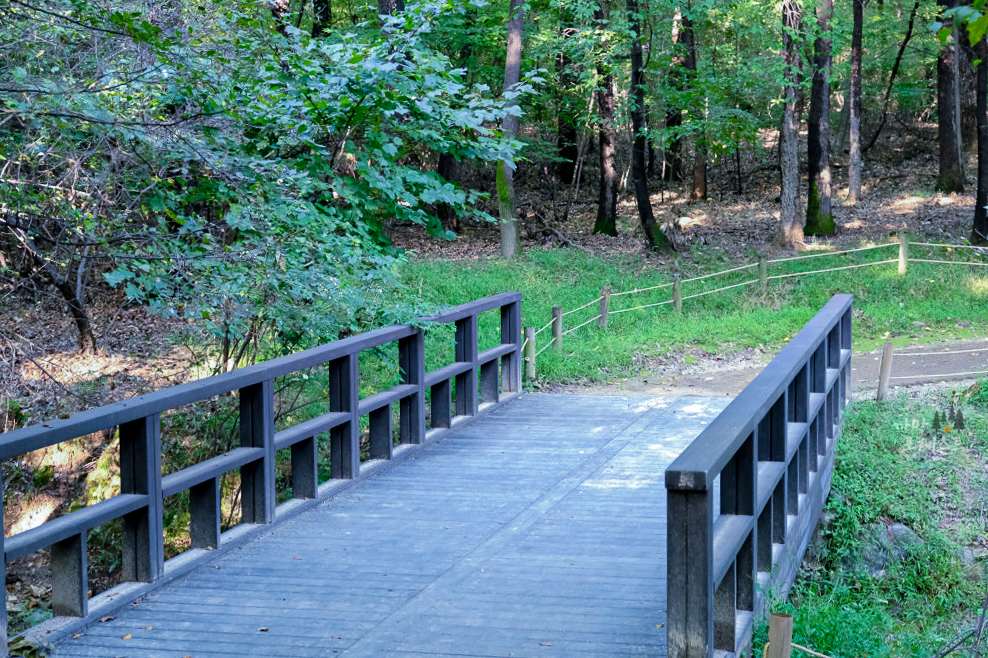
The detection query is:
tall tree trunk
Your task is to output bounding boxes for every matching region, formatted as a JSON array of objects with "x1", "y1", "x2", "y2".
[
  {"x1": 960, "y1": 36, "x2": 978, "y2": 151},
  {"x1": 592, "y1": 2, "x2": 618, "y2": 236},
  {"x1": 312, "y1": 0, "x2": 331, "y2": 36},
  {"x1": 778, "y1": 0, "x2": 803, "y2": 247},
  {"x1": 628, "y1": 0, "x2": 670, "y2": 252},
  {"x1": 805, "y1": 0, "x2": 834, "y2": 235},
  {"x1": 936, "y1": 0, "x2": 965, "y2": 193},
  {"x1": 498, "y1": 0, "x2": 524, "y2": 259},
  {"x1": 863, "y1": 0, "x2": 918, "y2": 153},
  {"x1": 556, "y1": 17, "x2": 579, "y2": 185},
  {"x1": 664, "y1": 9, "x2": 685, "y2": 182},
  {"x1": 972, "y1": 36, "x2": 988, "y2": 244},
  {"x1": 436, "y1": 152, "x2": 460, "y2": 233},
  {"x1": 270, "y1": 0, "x2": 290, "y2": 33},
  {"x1": 681, "y1": 9, "x2": 705, "y2": 200},
  {"x1": 378, "y1": 0, "x2": 403, "y2": 15},
  {"x1": 848, "y1": 0, "x2": 862, "y2": 204}
]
